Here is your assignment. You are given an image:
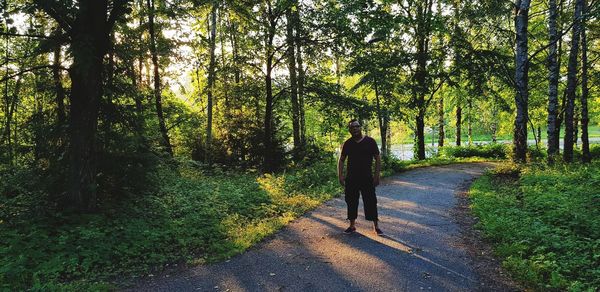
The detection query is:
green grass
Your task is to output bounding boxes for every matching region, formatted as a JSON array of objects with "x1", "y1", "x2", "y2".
[
  {"x1": 469, "y1": 162, "x2": 600, "y2": 291},
  {"x1": 2, "y1": 146, "x2": 575, "y2": 291},
  {"x1": 0, "y1": 159, "x2": 339, "y2": 290}
]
